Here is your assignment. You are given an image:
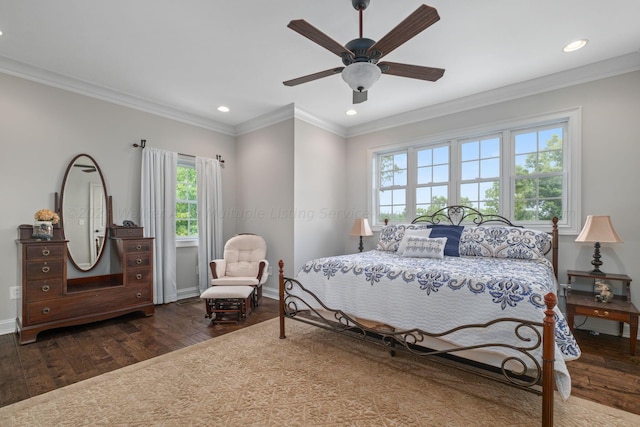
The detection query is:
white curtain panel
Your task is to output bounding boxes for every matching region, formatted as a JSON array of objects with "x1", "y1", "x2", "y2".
[
  {"x1": 141, "y1": 147, "x2": 178, "y2": 304},
  {"x1": 196, "y1": 156, "x2": 223, "y2": 293}
]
